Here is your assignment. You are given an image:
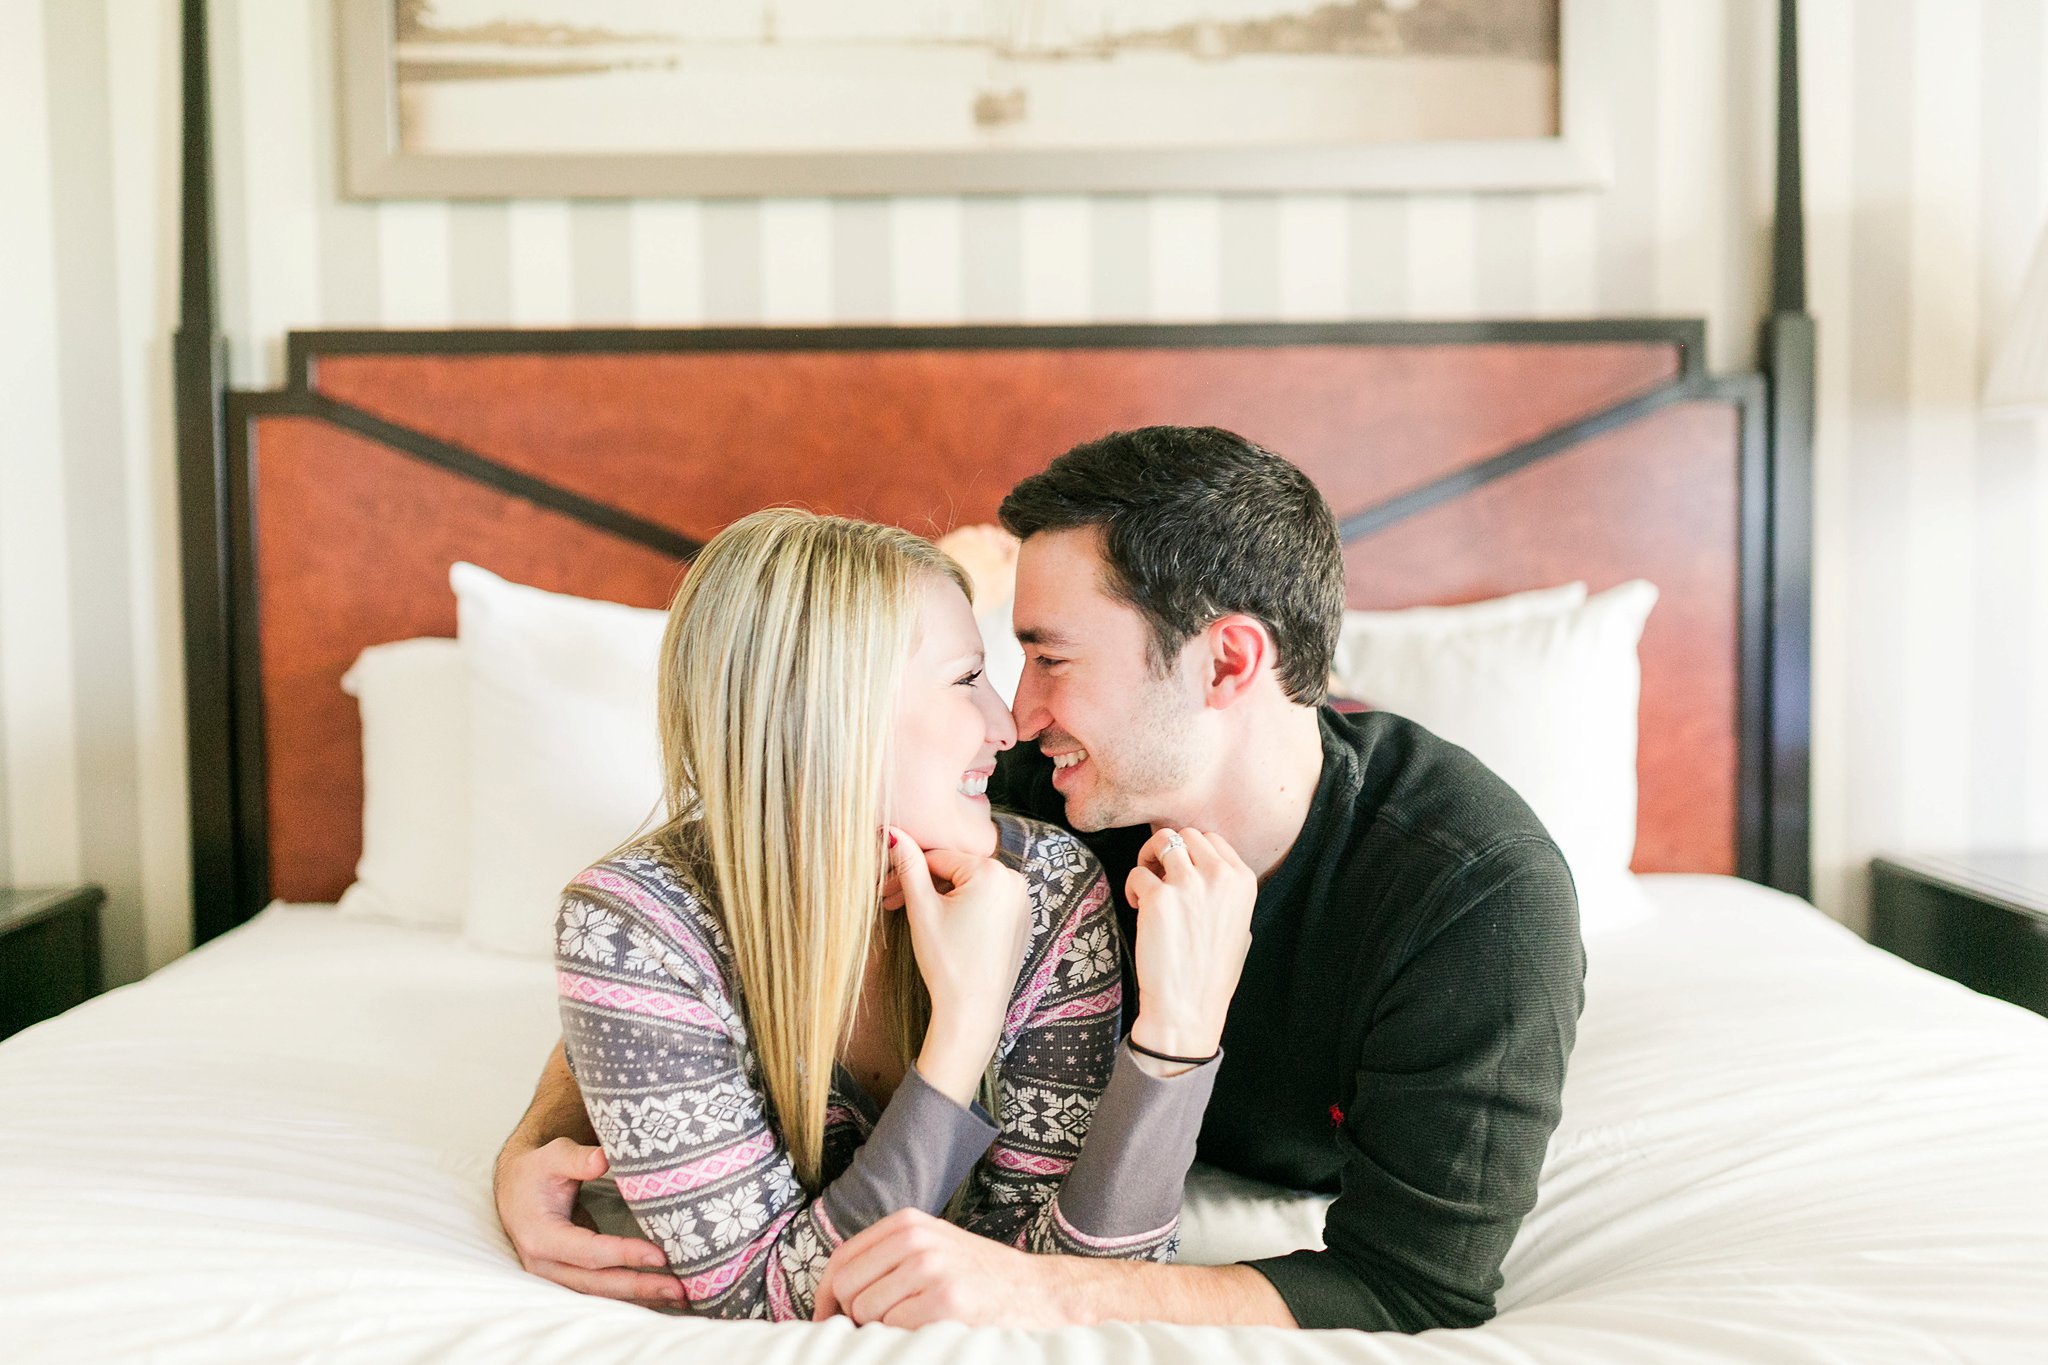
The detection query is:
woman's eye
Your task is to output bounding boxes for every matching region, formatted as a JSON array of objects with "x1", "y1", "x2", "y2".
[{"x1": 955, "y1": 668, "x2": 984, "y2": 687}]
